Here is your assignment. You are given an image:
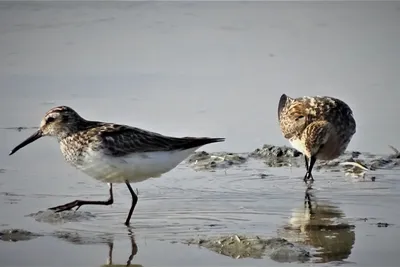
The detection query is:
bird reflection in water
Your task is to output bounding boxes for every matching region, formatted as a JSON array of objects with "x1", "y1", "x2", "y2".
[
  {"x1": 280, "y1": 188, "x2": 356, "y2": 263},
  {"x1": 101, "y1": 229, "x2": 142, "y2": 267},
  {"x1": 53, "y1": 228, "x2": 142, "y2": 266}
]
